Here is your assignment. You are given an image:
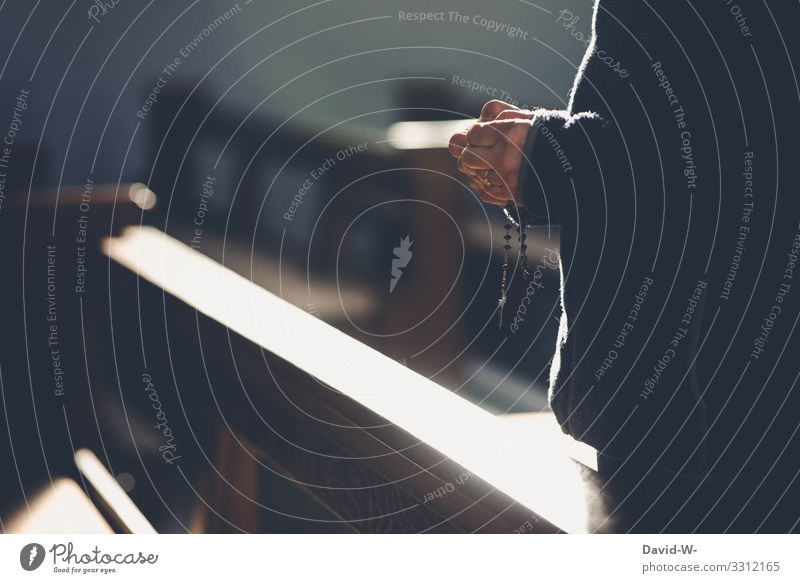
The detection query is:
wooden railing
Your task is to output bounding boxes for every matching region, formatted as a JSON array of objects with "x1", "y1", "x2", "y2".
[{"x1": 98, "y1": 226, "x2": 607, "y2": 533}]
